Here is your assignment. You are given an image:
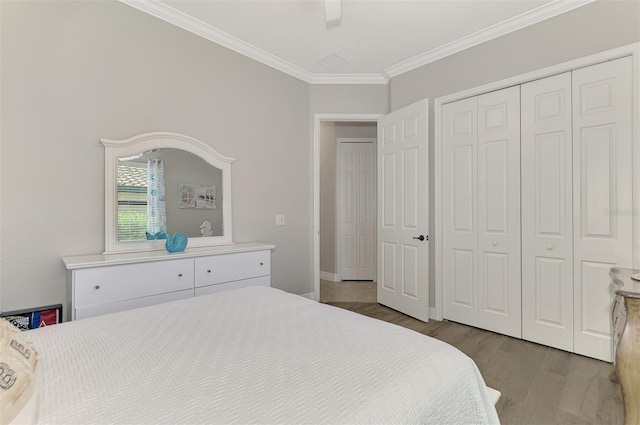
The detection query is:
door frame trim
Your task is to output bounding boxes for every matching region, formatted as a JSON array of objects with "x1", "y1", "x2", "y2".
[
  {"x1": 313, "y1": 115, "x2": 382, "y2": 300},
  {"x1": 434, "y1": 42, "x2": 640, "y2": 321},
  {"x1": 336, "y1": 138, "x2": 377, "y2": 282}
]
